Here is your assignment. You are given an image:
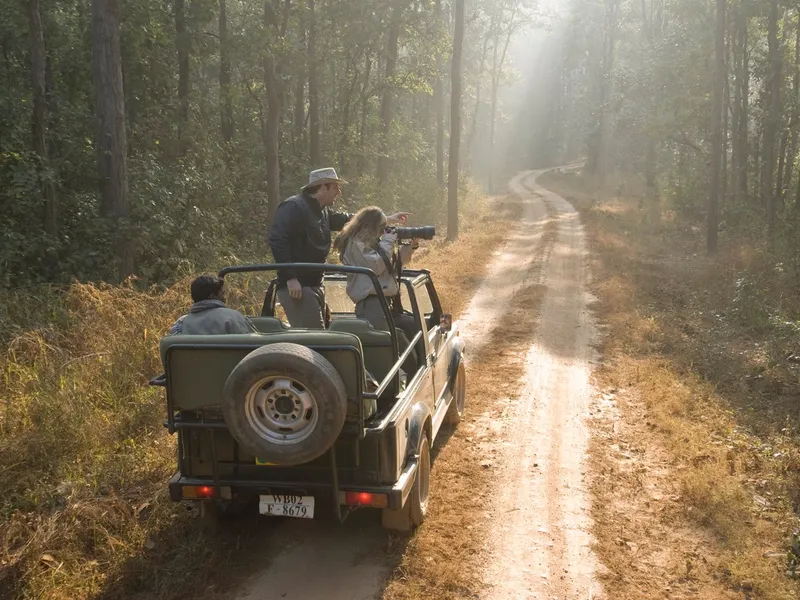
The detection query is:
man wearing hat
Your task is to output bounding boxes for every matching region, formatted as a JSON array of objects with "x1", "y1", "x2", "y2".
[{"x1": 268, "y1": 167, "x2": 409, "y2": 328}]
